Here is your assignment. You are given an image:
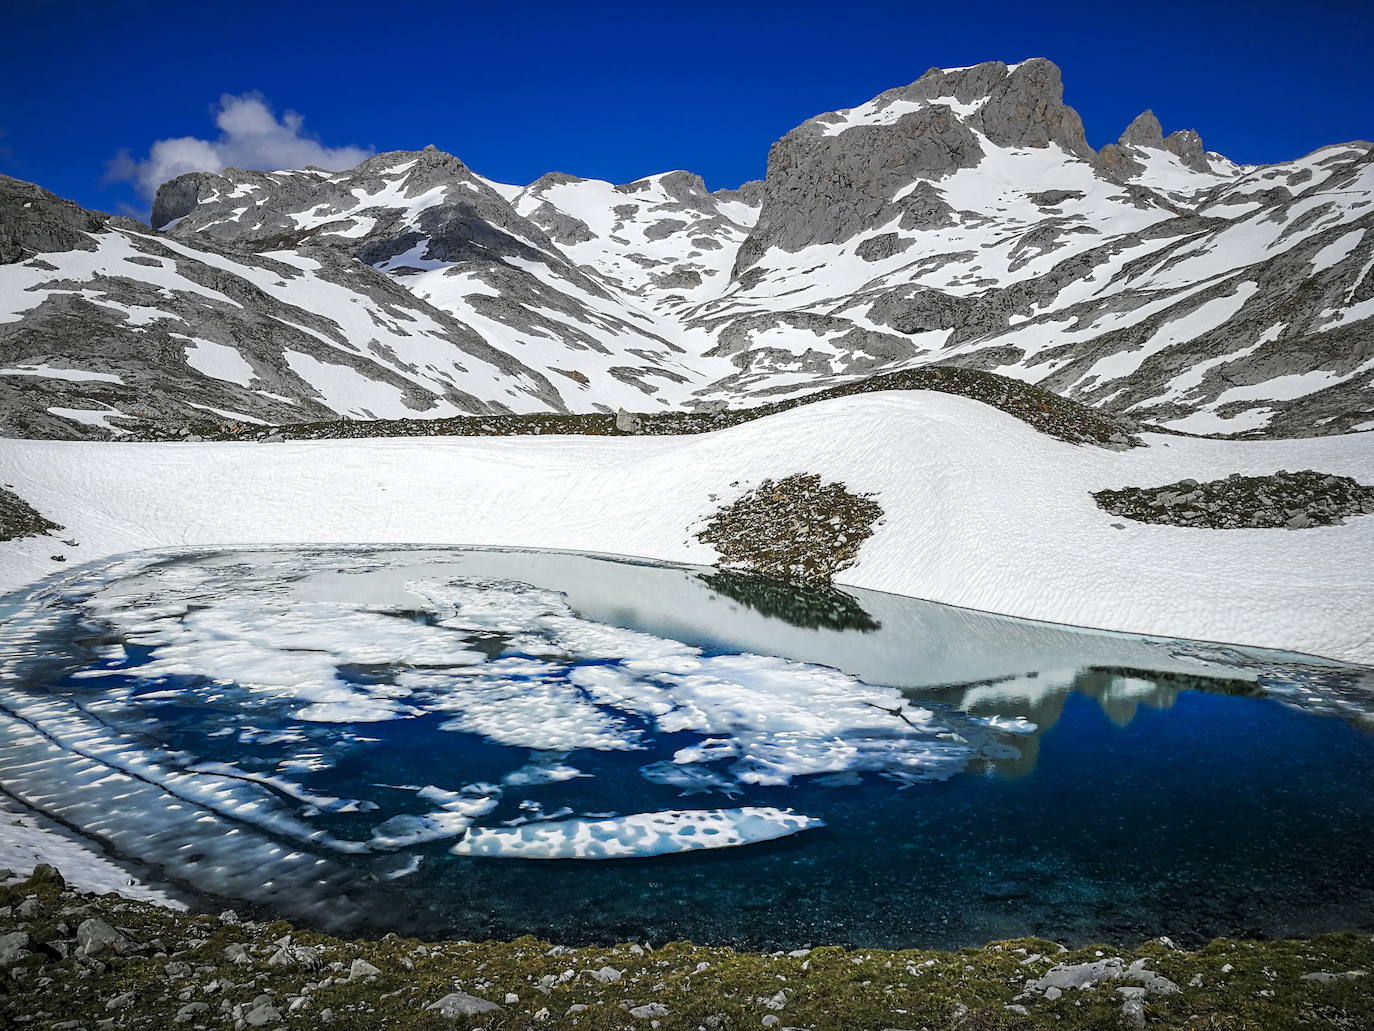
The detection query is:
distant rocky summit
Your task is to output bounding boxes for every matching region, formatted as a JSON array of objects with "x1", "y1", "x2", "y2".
[{"x1": 2, "y1": 59, "x2": 1372, "y2": 439}]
